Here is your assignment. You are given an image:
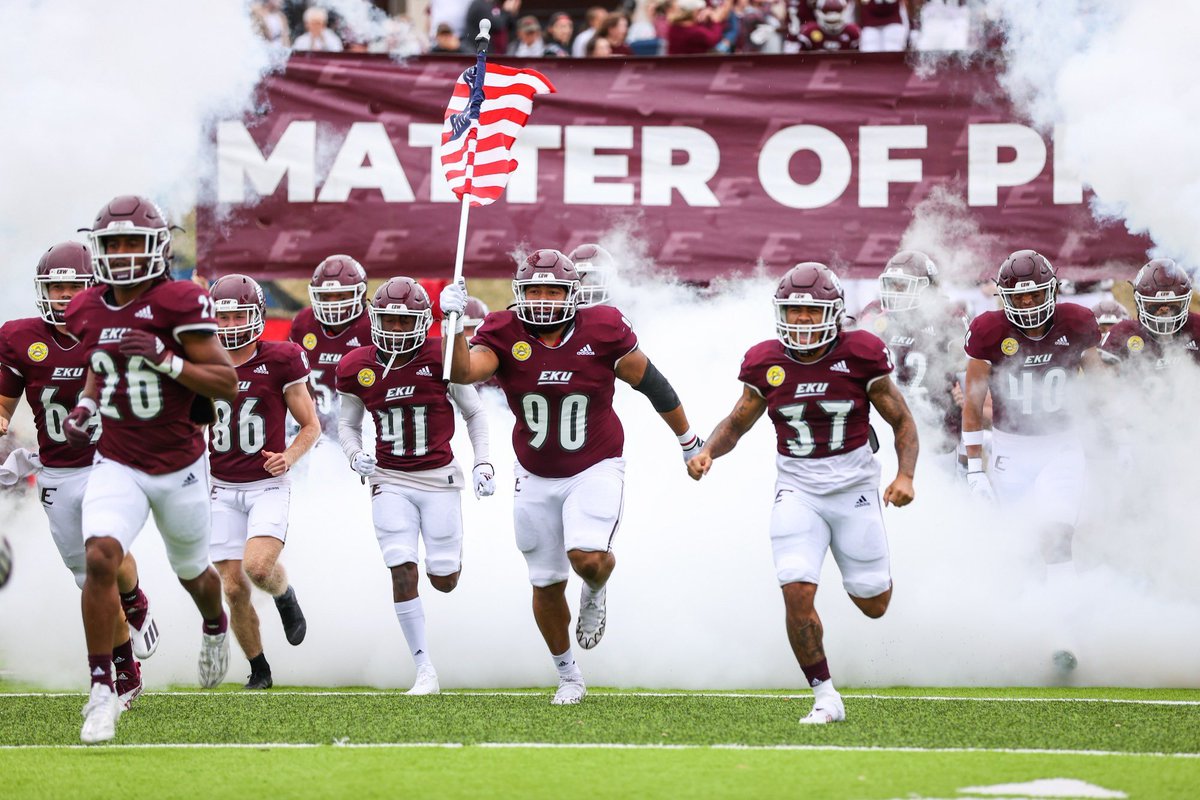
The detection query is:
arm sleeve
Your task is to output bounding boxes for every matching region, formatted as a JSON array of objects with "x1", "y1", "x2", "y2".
[
  {"x1": 337, "y1": 392, "x2": 366, "y2": 462},
  {"x1": 449, "y1": 383, "x2": 491, "y2": 464}
]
